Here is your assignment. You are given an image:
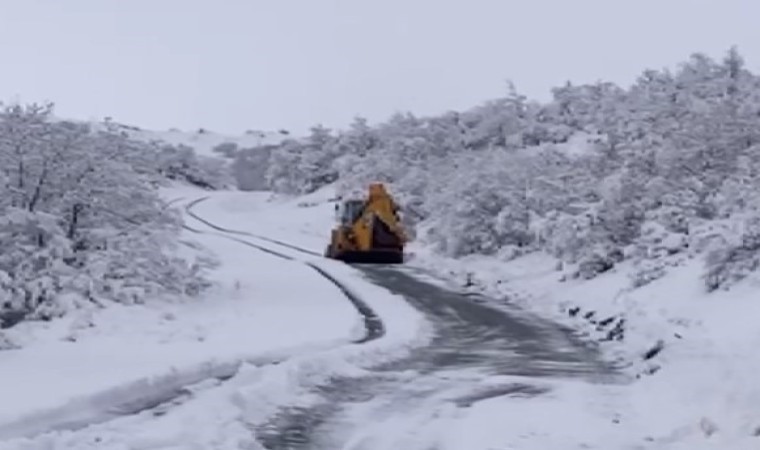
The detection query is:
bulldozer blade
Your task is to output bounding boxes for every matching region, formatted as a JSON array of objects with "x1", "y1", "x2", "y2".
[{"x1": 332, "y1": 250, "x2": 404, "y2": 264}]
